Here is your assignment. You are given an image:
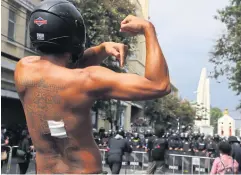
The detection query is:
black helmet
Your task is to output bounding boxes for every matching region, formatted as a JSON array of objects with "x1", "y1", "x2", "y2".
[
  {"x1": 228, "y1": 136, "x2": 240, "y2": 144},
  {"x1": 29, "y1": 0, "x2": 86, "y2": 61},
  {"x1": 134, "y1": 132, "x2": 139, "y2": 138},
  {"x1": 117, "y1": 129, "x2": 125, "y2": 137},
  {"x1": 21, "y1": 130, "x2": 29, "y2": 137},
  {"x1": 104, "y1": 131, "x2": 108, "y2": 137},
  {"x1": 92, "y1": 128, "x2": 97, "y2": 134},
  {"x1": 145, "y1": 129, "x2": 153, "y2": 137},
  {"x1": 99, "y1": 127, "x2": 105, "y2": 133}
]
